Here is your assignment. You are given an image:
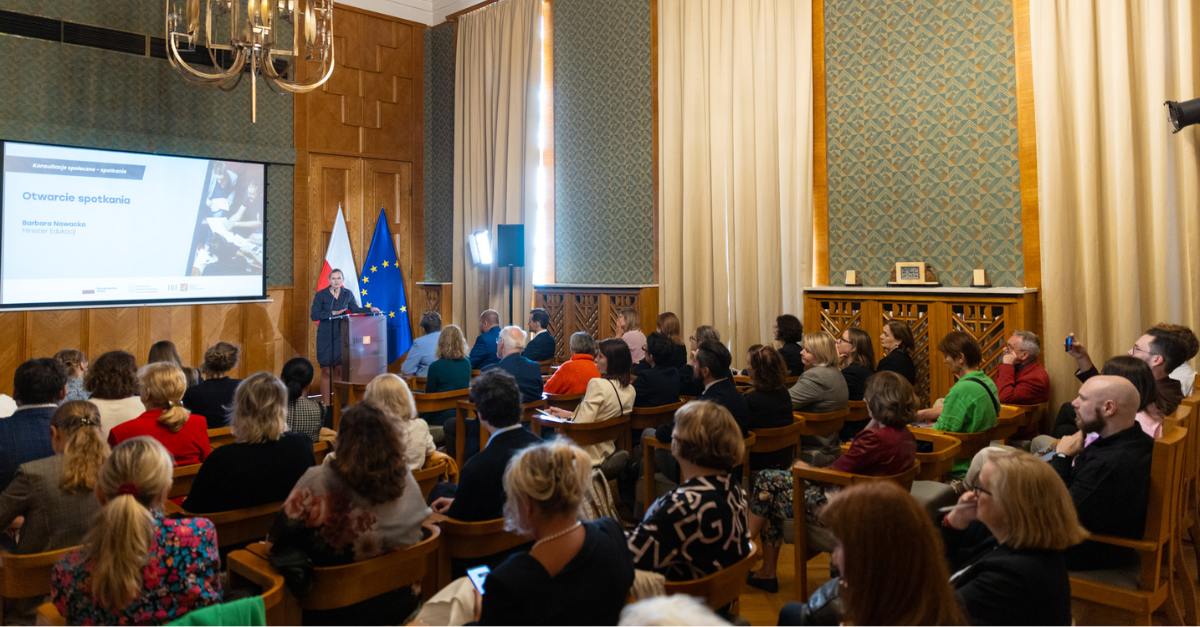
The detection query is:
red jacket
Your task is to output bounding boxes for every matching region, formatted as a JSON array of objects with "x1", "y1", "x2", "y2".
[
  {"x1": 108, "y1": 410, "x2": 211, "y2": 465},
  {"x1": 995, "y1": 360, "x2": 1051, "y2": 405},
  {"x1": 543, "y1": 354, "x2": 600, "y2": 395}
]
